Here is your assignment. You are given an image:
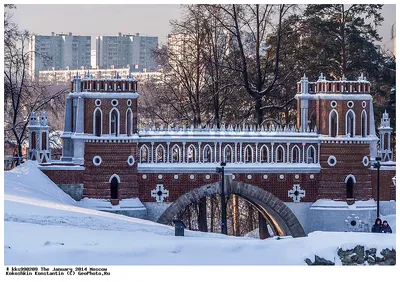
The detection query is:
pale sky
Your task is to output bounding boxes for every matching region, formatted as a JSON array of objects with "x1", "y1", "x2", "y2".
[{"x1": 11, "y1": 4, "x2": 396, "y2": 53}]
